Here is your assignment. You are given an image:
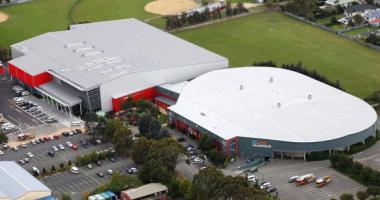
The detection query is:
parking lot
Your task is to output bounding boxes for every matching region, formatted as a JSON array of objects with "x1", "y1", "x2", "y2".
[
  {"x1": 0, "y1": 132, "x2": 134, "y2": 199},
  {"x1": 0, "y1": 79, "x2": 42, "y2": 132},
  {"x1": 253, "y1": 159, "x2": 366, "y2": 200}
]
